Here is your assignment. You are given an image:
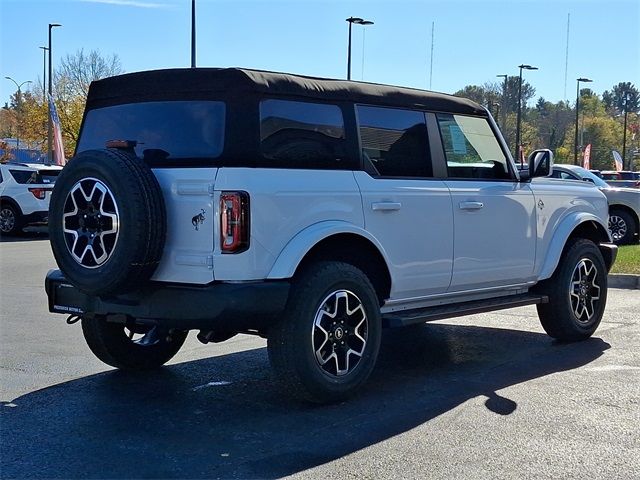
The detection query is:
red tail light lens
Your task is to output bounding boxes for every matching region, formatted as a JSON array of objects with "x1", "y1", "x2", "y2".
[
  {"x1": 220, "y1": 192, "x2": 250, "y2": 253},
  {"x1": 28, "y1": 188, "x2": 48, "y2": 200}
]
